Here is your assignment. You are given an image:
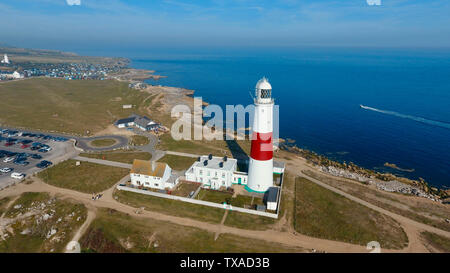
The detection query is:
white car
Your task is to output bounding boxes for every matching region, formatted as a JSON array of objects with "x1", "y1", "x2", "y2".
[
  {"x1": 0, "y1": 168, "x2": 12, "y2": 173},
  {"x1": 11, "y1": 172, "x2": 25, "y2": 179},
  {"x1": 3, "y1": 157, "x2": 14, "y2": 163}
]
